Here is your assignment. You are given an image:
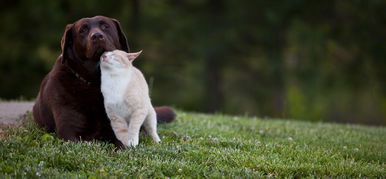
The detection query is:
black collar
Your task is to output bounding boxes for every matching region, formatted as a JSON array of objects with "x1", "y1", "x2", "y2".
[
  {"x1": 61, "y1": 55, "x2": 93, "y2": 86},
  {"x1": 67, "y1": 66, "x2": 92, "y2": 86}
]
